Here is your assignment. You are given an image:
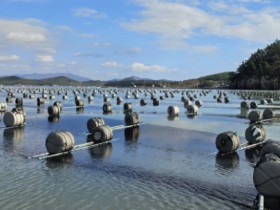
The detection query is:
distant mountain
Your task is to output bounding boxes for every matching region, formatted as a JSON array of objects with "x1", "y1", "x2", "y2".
[
  {"x1": 19, "y1": 73, "x2": 90, "y2": 82},
  {"x1": 121, "y1": 76, "x2": 152, "y2": 81}
]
